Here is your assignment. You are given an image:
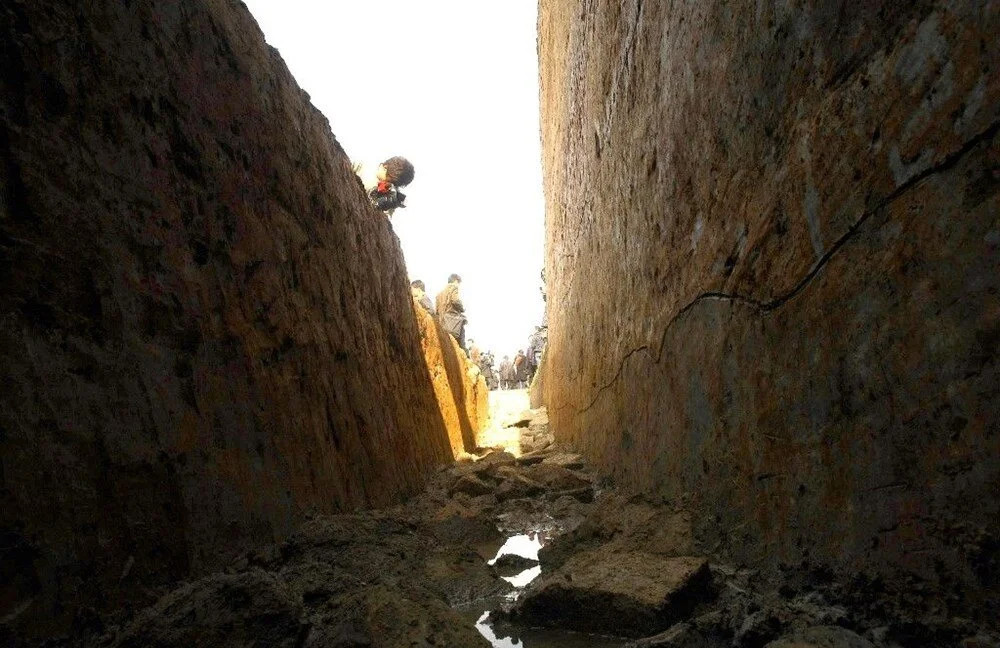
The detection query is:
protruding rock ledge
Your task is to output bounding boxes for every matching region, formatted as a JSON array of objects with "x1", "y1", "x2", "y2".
[{"x1": 509, "y1": 549, "x2": 712, "y2": 637}]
